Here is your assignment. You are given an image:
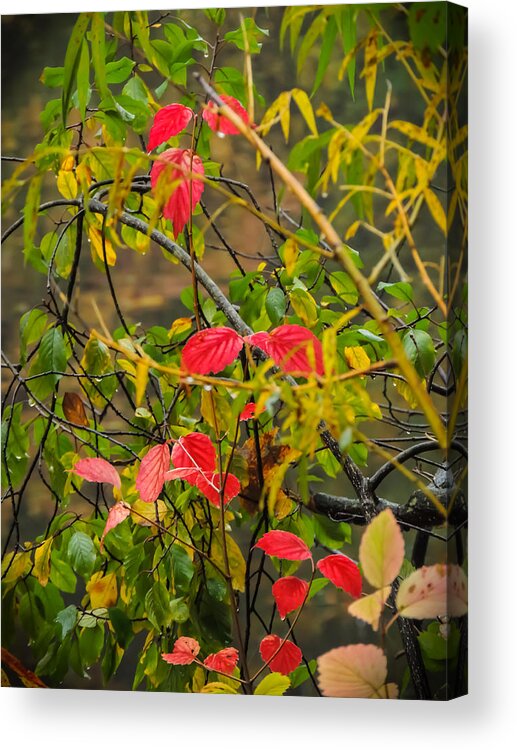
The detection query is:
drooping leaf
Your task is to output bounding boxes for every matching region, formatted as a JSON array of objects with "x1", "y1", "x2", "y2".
[
  {"x1": 396, "y1": 564, "x2": 467, "y2": 619},
  {"x1": 147, "y1": 103, "x2": 194, "y2": 151},
  {"x1": 255, "y1": 530, "x2": 312, "y2": 561},
  {"x1": 316, "y1": 554, "x2": 362, "y2": 598},
  {"x1": 136, "y1": 443, "x2": 171, "y2": 503},
  {"x1": 348, "y1": 586, "x2": 391, "y2": 631},
  {"x1": 317, "y1": 644, "x2": 398, "y2": 698},
  {"x1": 150, "y1": 147, "x2": 205, "y2": 237},
  {"x1": 246, "y1": 324, "x2": 324, "y2": 376},
  {"x1": 162, "y1": 636, "x2": 200, "y2": 665},
  {"x1": 33, "y1": 538, "x2": 53, "y2": 587},
  {"x1": 203, "y1": 94, "x2": 249, "y2": 135},
  {"x1": 100, "y1": 502, "x2": 131, "y2": 551},
  {"x1": 203, "y1": 647, "x2": 239, "y2": 675},
  {"x1": 72, "y1": 457, "x2": 121, "y2": 488},
  {"x1": 359, "y1": 508, "x2": 404, "y2": 589},
  {"x1": 272, "y1": 576, "x2": 309, "y2": 619},
  {"x1": 181, "y1": 327, "x2": 244, "y2": 375},
  {"x1": 259, "y1": 634, "x2": 302, "y2": 675},
  {"x1": 63, "y1": 392, "x2": 89, "y2": 427}
]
